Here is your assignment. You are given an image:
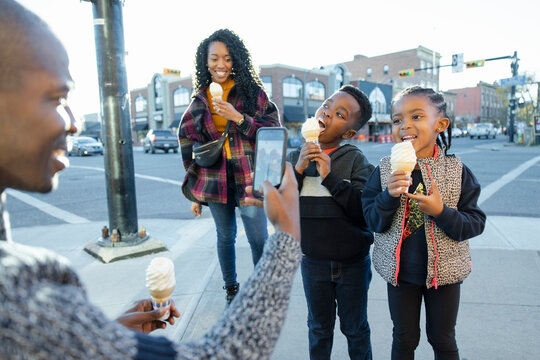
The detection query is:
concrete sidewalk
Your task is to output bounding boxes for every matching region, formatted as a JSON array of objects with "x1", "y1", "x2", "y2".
[{"x1": 11, "y1": 215, "x2": 540, "y2": 359}]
